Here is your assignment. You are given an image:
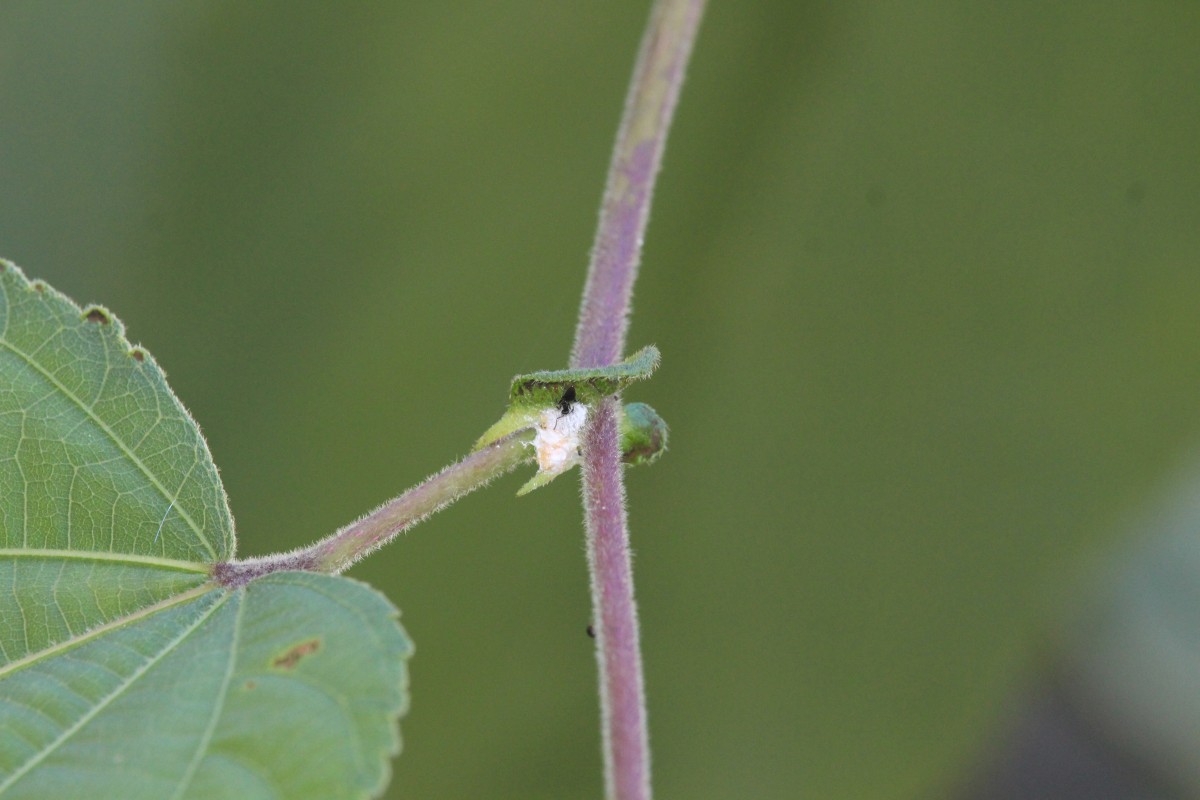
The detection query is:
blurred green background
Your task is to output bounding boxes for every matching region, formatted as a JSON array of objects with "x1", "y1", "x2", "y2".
[{"x1": 3, "y1": 3, "x2": 1200, "y2": 797}]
